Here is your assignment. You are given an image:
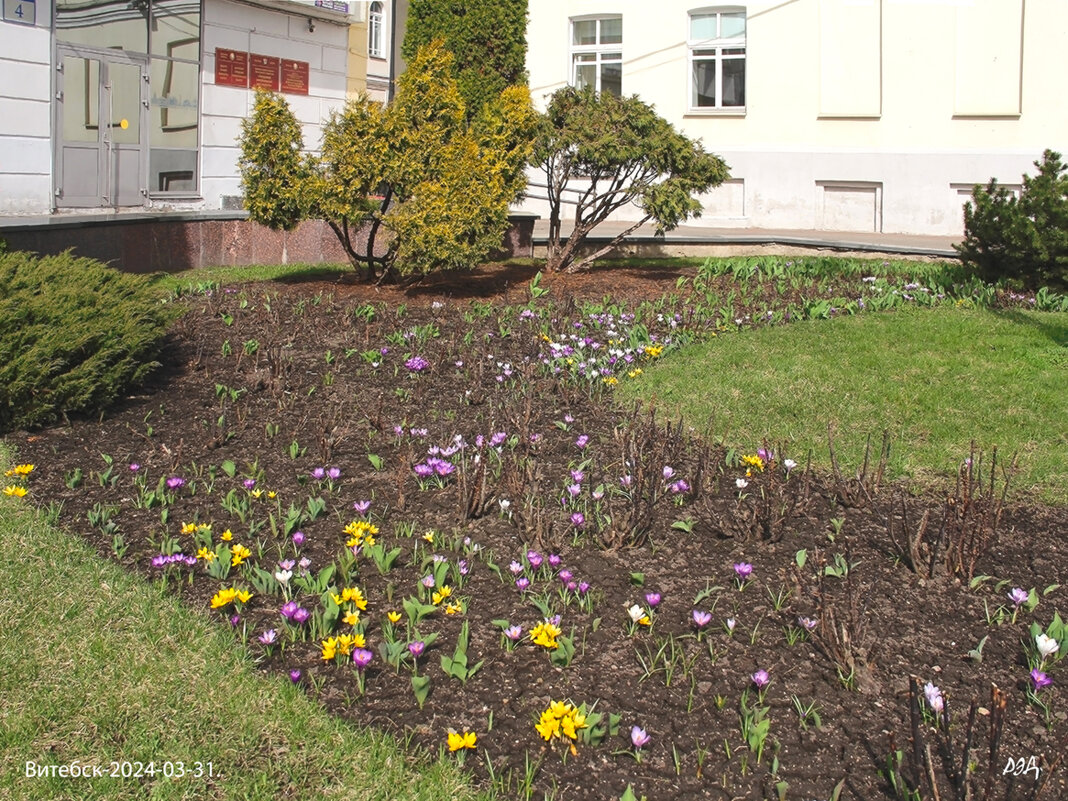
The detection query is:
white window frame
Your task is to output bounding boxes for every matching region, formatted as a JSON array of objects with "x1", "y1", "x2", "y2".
[
  {"x1": 688, "y1": 7, "x2": 746, "y2": 113},
  {"x1": 569, "y1": 15, "x2": 623, "y2": 96},
  {"x1": 369, "y1": 1, "x2": 385, "y2": 59}
]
